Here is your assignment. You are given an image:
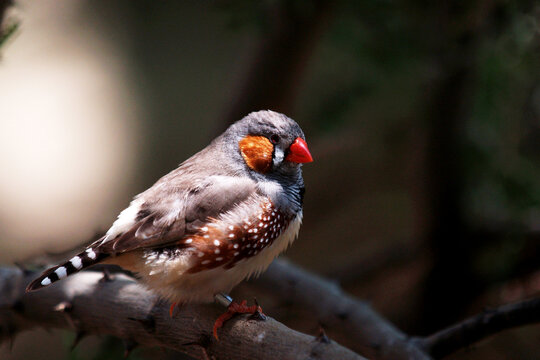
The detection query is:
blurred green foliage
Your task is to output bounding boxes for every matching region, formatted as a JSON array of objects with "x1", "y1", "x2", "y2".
[{"x1": 0, "y1": 21, "x2": 18, "y2": 51}]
